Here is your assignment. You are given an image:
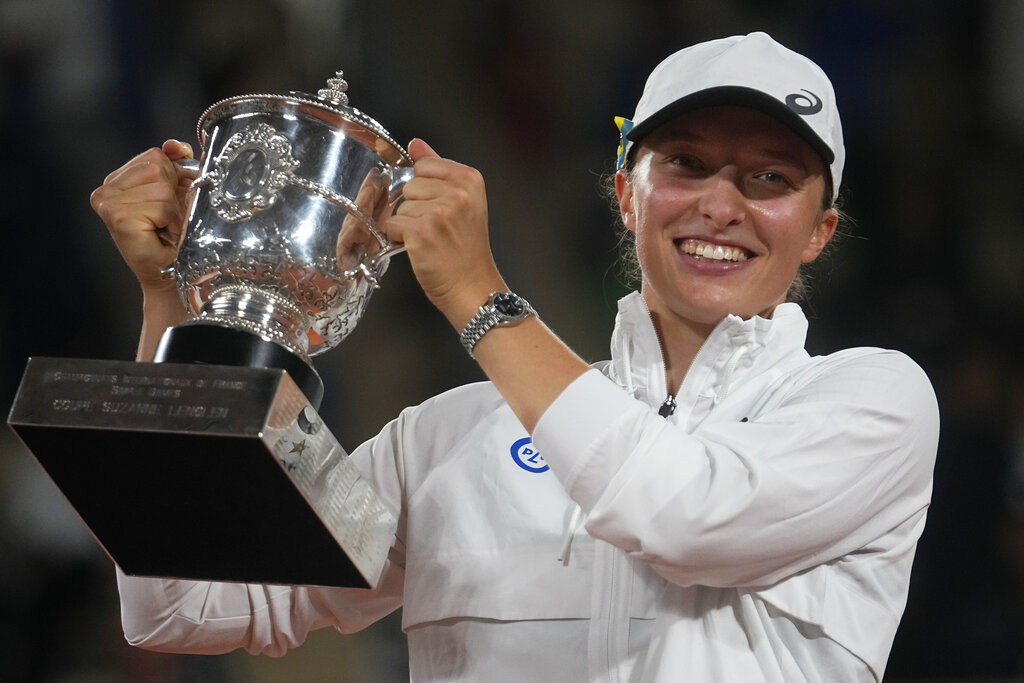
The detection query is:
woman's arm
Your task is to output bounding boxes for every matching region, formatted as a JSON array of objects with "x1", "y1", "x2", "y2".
[
  {"x1": 115, "y1": 559, "x2": 405, "y2": 656},
  {"x1": 533, "y1": 350, "x2": 939, "y2": 588},
  {"x1": 385, "y1": 139, "x2": 590, "y2": 432}
]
